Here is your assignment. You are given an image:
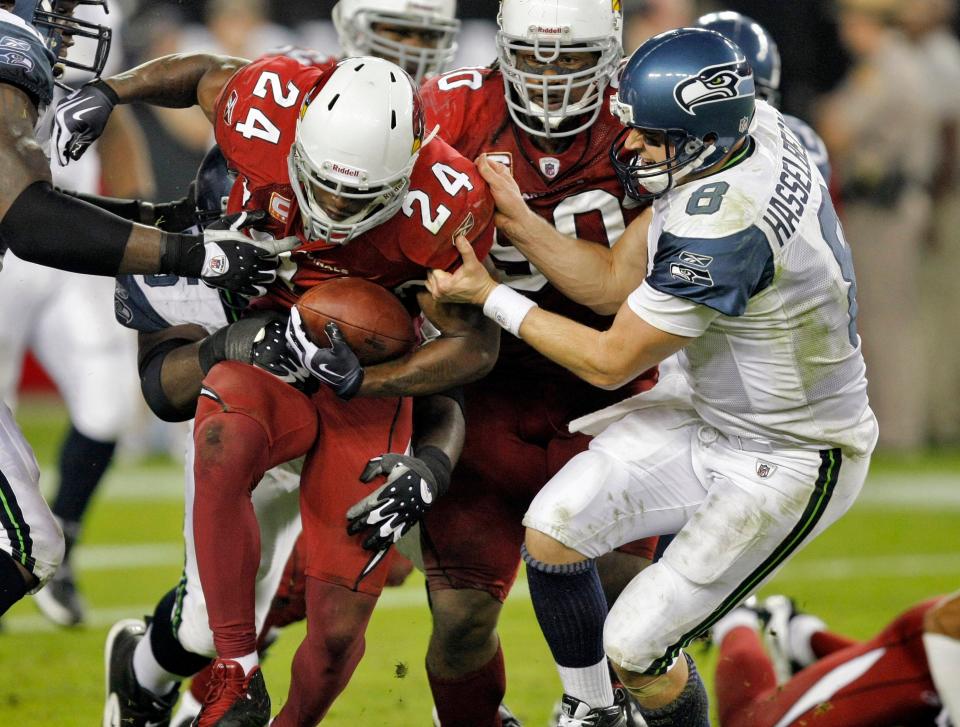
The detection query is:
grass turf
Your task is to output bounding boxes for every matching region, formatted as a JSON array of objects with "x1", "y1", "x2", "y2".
[{"x1": 1, "y1": 397, "x2": 957, "y2": 726}]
